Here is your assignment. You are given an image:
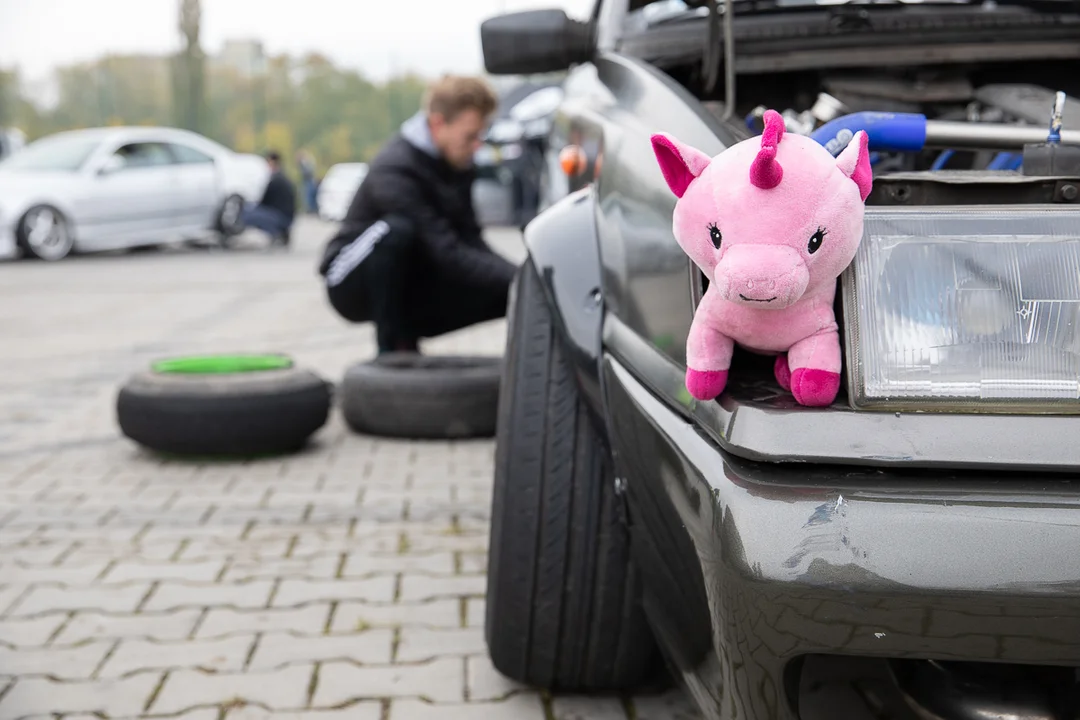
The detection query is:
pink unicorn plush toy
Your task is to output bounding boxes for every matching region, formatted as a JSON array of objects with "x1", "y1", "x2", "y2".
[{"x1": 650, "y1": 109, "x2": 872, "y2": 407}]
